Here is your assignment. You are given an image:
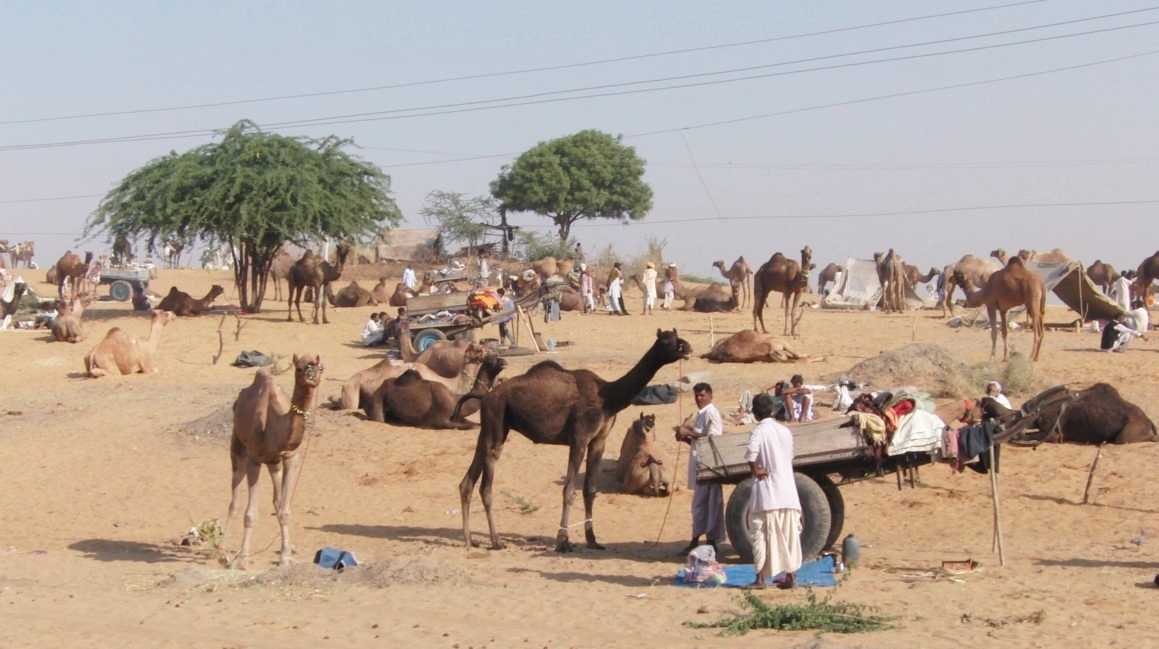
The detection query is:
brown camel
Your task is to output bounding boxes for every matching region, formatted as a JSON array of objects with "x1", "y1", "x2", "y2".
[
  {"x1": 84, "y1": 310, "x2": 175, "y2": 377},
  {"x1": 50, "y1": 292, "x2": 93, "y2": 343},
  {"x1": 388, "y1": 282, "x2": 410, "y2": 307},
  {"x1": 1047, "y1": 383, "x2": 1157, "y2": 444},
  {"x1": 1133, "y1": 251, "x2": 1159, "y2": 304},
  {"x1": 54, "y1": 251, "x2": 93, "y2": 299},
  {"x1": 225, "y1": 353, "x2": 323, "y2": 568},
  {"x1": 1, "y1": 282, "x2": 27, "y2": 320},
  {"x1": 267, "y1": 249, "x2": 294, "y2": 302},
  {"x1": 692, "y1": 283, "x2": 737, "y2": 313},
  {"x1": 457, "y1": 329, "x2": 690, "y2": 551},
  {"x1": 1016, "y1": 248, "x2": 1069, "y2": 265},
  {"x1": 701, "y1": 329, "x2": 810, "y2": 363},
  {"x1": 941, "y1": 254, "x2": 999, "y2": 317},
  {"x1": 398, "y1": 320, "x2": 486, "y2": 374},
  {"x1": 712, "y1": 256, "x2": 753, "y2": 309},
  {"x1": 616, "y1": 413, "x2": 667, "y2": 497},
  {"x1": 873, "y1": 249, "x2": 907, "y2": 312},
  {"x1": 328, "y1": 280, "x2": 377, "y2": 308},
  {"x1": 334, "y1": 335, "x2": 487, "y2": 411},
  {"x1": 365, "y1": 355, "x2": 506, "y2": 429},
  {"x1": 371, "y1": 278, "x2": 391, "y2": 305},
  {"x1": 157, "y1": 285, "x2": 224, "y2": 316},
  {"x1": 753, "y1": 246, "x2": 811, "y2": 336},
  {"x1": 954, "y1": 256, "x2": 1046, "y2": 361},
  {"x1": 817, "y1": 262, "x2": 843, "y2": 296},
  {"x1": 1086, "y1": 260, "x2": 1120, "y2": 294},
  {"x1": 903, "y1": 264, "x2": 940, "y2": 288},
  {"x1": 287, "y1": 244, "x2": 350, "y2": 324}
]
